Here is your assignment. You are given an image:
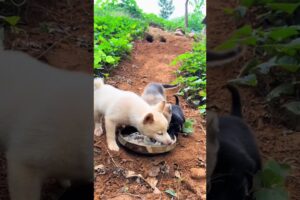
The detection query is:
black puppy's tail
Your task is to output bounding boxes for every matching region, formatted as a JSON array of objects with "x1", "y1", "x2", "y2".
[
  {"x1": 162, "y1": 84, "x2": 179, "y2": 89},
  {"x1": 173, "y1": 95, "x2": 180, "y2": 105},
  {"x1": 226, "y1": 84, "x2": 242, "y2": 118}
]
